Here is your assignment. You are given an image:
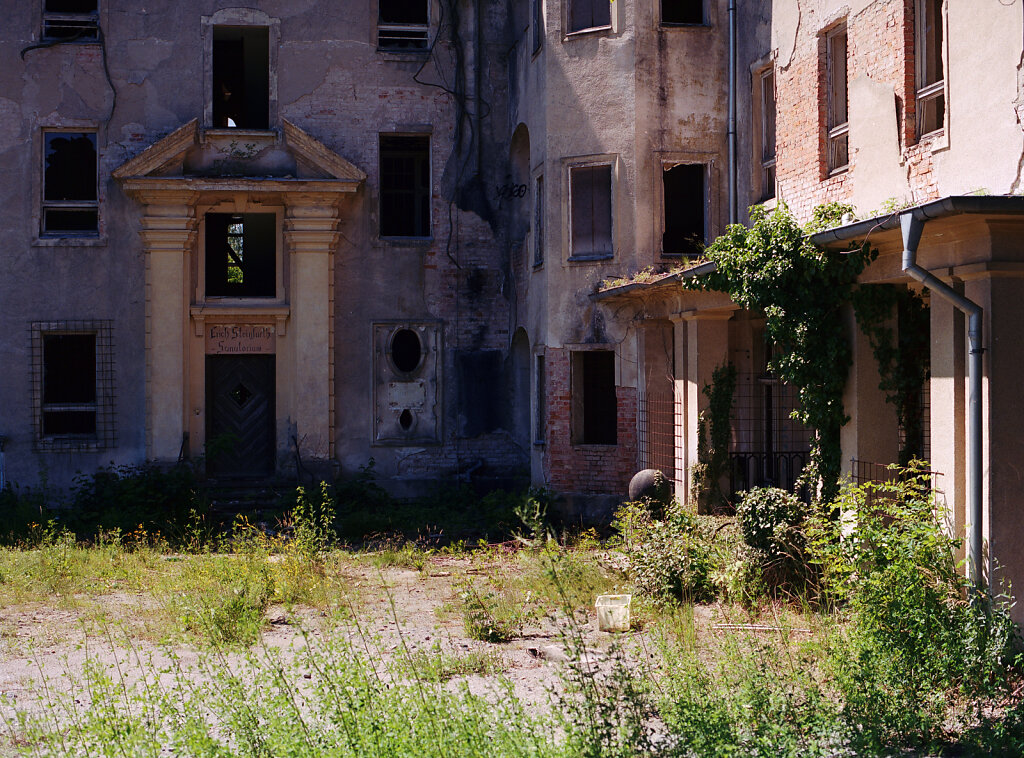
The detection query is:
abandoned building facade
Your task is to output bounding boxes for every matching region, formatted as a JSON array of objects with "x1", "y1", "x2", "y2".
[{"x1": 4, "y1": 1, "x2": 1024, "y2": 616}]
